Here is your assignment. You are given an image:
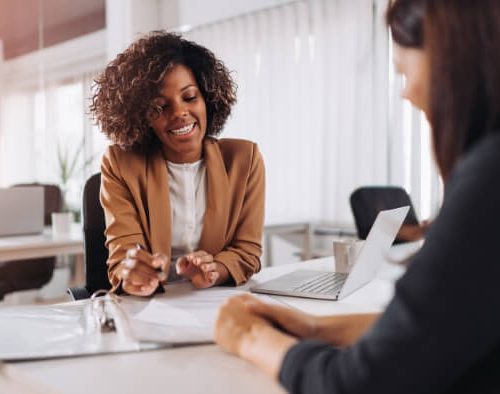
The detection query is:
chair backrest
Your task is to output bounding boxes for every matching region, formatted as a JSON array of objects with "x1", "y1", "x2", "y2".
[
  {"x1": 349, "y1": 186, "x2": 419, "y2": 242},
  {"x1": 82, "y1": 173, "x2": 110, "y2": 294},
  {"x1": 14, "y1": 183, "x2": 62, "y2": 225},
  {"x1": 0, "y1": 184, "x2": 62, "y2": 300}
]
